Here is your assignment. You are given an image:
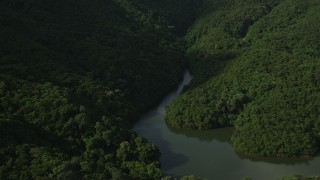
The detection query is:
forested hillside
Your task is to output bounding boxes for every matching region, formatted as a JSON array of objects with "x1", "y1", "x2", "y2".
[
  {"x1": 0, "y1": 0, "x2": 196, "y2": 179},
  {"x1": 1, "y1": 0, "x2": 320, "y2": 178},
  {"x1": 167, "y1": 0, "x2": 320, "y2": 157}
]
